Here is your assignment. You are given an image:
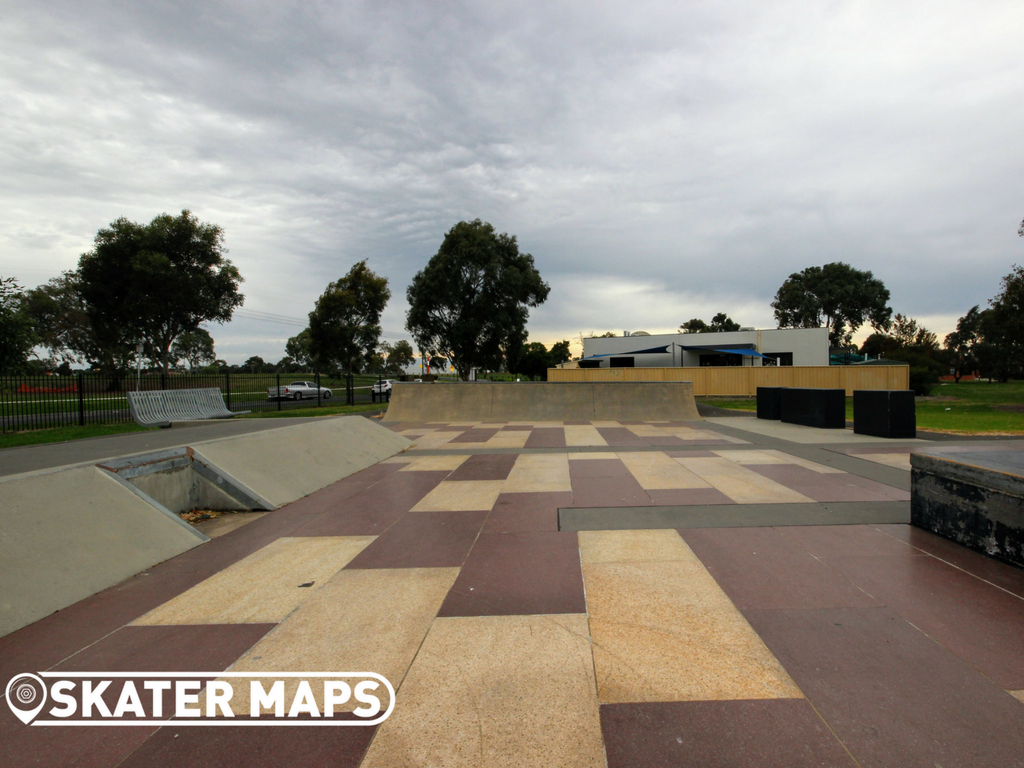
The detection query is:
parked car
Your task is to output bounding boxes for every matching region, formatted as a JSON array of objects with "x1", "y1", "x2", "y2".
[
  {"x1": 371, "y1": 379, "x2": 399, "y2": 402},
  {"x1": 267, "y1": 381, "x2": 333, "y2": 401}
]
